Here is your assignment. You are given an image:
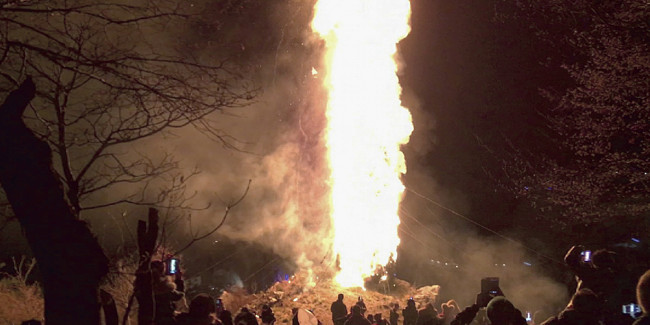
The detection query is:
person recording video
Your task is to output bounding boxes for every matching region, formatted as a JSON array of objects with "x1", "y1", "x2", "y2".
[
  {"x1": 151, "y1": 259, "x2": 185, "y2": 325},
  {"x1": 564, "y1": 245, "x2": 633, "y2": 325},
  {"x1": 450, "y1": 278, "x2": 526, "y2": 325}
]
